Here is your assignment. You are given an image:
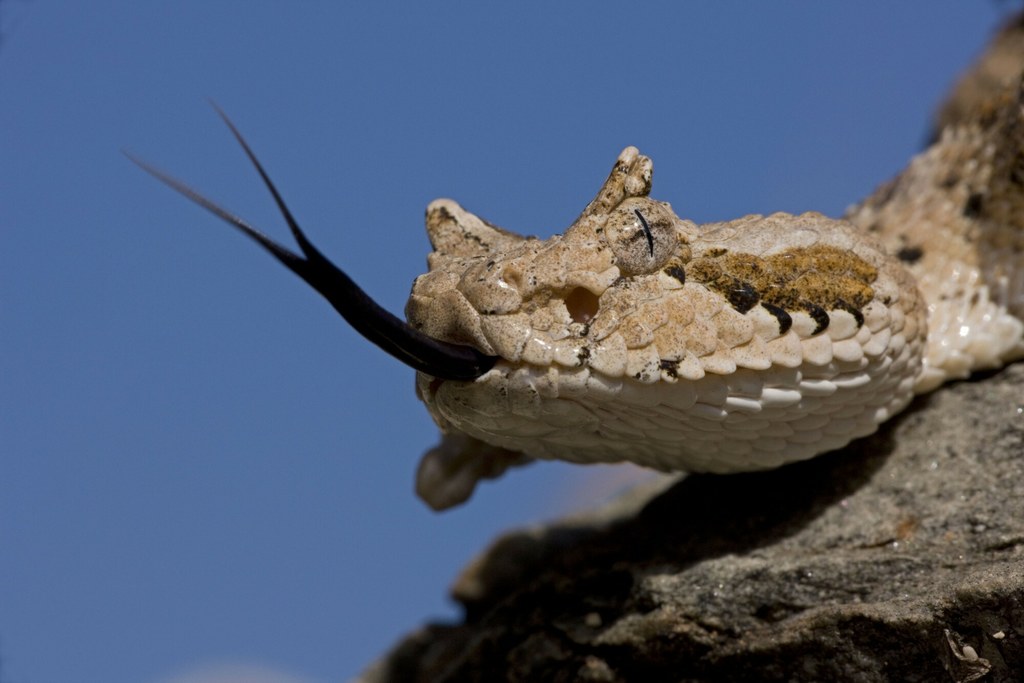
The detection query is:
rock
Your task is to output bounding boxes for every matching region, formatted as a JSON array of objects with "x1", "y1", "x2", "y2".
[{"x1": 360, "y1": 364, "x2": 1024, "y2": 682}]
